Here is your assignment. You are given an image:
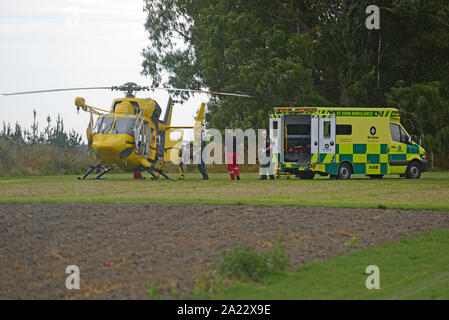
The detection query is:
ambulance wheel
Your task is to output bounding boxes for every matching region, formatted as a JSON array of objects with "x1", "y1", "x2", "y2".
[
  {"x1": 367, "y1": 175, "x2": 383, "y2": 179},
  {"x1": 338, "y1": 163, "x2": 352, "y2": 180},
  {"x1": 405, "y1": 161, "x2": 421, "y2": 179}
]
